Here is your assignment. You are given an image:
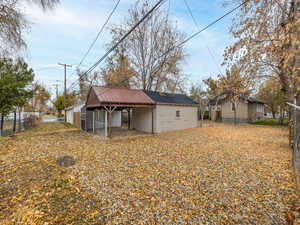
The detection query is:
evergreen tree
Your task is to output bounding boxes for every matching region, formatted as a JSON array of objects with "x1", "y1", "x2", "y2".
[{"x1": 0, "y1": 58, "x2": 34, "y2": 135}]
